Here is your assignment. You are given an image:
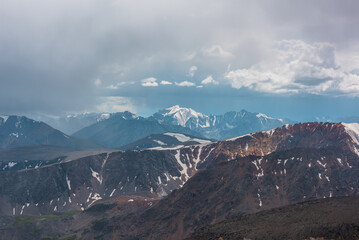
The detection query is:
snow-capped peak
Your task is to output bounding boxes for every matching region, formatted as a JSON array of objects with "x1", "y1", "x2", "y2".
[
  {"x1": 162, "y1": 106, "x2": 208, "y2": 127},
  {"x1": 343, "y1": 122, "x2": 359, "y2": 145}
]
